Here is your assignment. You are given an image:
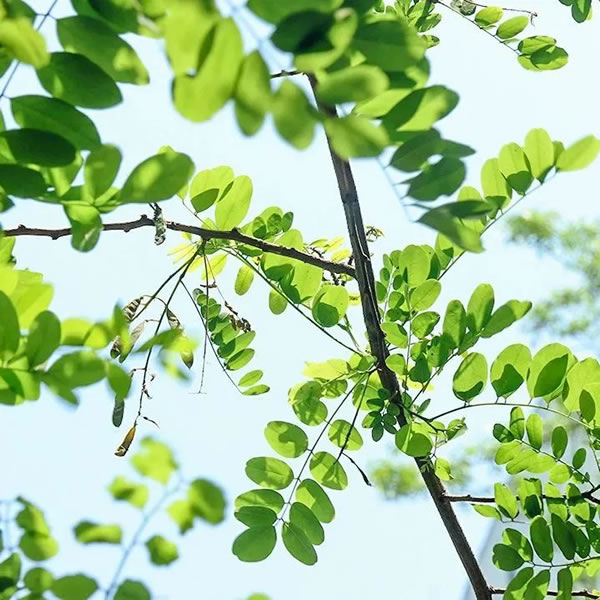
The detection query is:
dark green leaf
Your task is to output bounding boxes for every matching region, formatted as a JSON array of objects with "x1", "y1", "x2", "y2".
[
  {"x1": 51, "y1": 574, "x2": 97, "y2": 600},
  {"x1": 282, "y1": 522, "x2": 317, "y2": 565},
  {"x1": 232, "y1": 526, "x2": 276, "y2": 562},
  {"x1": 36, "y1": 52, "x2": 122, "y2": 108}
]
